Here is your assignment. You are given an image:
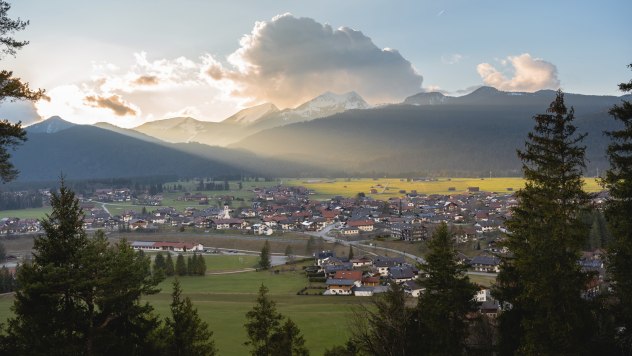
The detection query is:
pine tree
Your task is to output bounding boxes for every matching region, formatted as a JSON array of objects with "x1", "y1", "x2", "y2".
[
  {"x1": 351, "y1": 282, "x2": 413, "y2": 356},
  {"x1": 244, "y1": 284, "x2": 283, "y2": 356},
  {"x1": 412, "y1": 222, "x2": 477, "y2": 355},
  {"x1": 348, "y1": 245, "x2": 354, "y2": 260},
  {"x1": 268, "y1": 319, "x2": 309, "y2": 356},
  {"x1": 196, "y1": 254, "x2": 207, "y2": 276},
  {"x1": 154, "y1": 252, "x2": 166, "y2": 278},
  {"x1": 161, "y1": 279, "x2": 217, "y2": 356},
  {"x1": 165, "y1": 253, "x2": 175, "y2": 276},
  {"x1": 176, "y1": 254, "x2": 187, "y2": 276},
  {"x1": 2, "y1": 181, "x2": 162, "y2": 355},
  {"x1": 495, "y1": 90, "x2": 594, "y2": 354},
  {"x1": 604, "y1": 63, "x2": 632, "y2": 350},
  {"x1": 0, "y1": 0, "x2": 45, "y2": 183},
  {"x1": 259, "y1": 240, "x2": 271, "y2": 270}
]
